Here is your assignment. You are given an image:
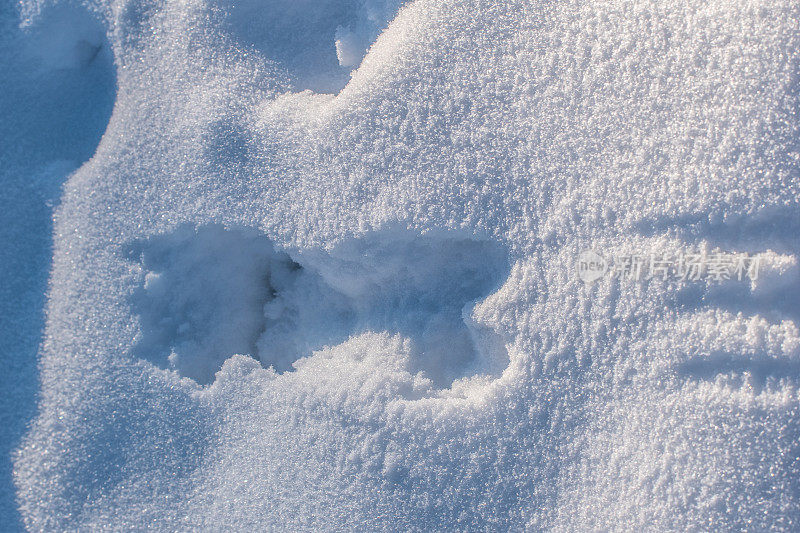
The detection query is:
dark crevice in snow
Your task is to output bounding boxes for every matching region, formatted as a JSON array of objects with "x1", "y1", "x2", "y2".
[
  {"x1": 676, "y1": 351, "x2": 800, "y2": 389},
  {"x1": 674, "y1": 273, "x2": 800, "y2": 326},
  {"x1": 633, "y1": 210, "x2": 800, "y2": 255}
]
